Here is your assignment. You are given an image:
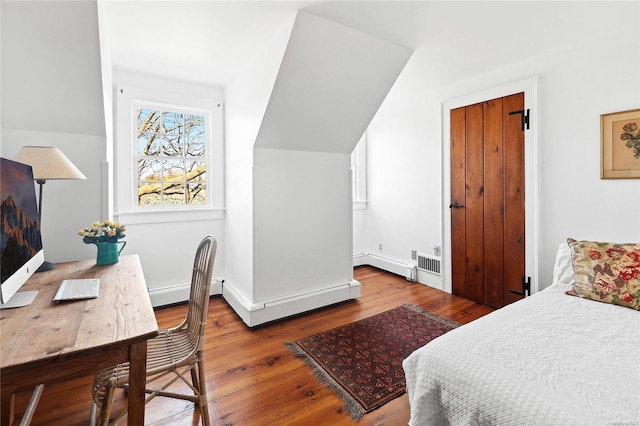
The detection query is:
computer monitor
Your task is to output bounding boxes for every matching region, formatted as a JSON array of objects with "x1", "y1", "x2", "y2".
[{"x1": 1, "y1": 157, "x2": 45, "y2": 308}]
